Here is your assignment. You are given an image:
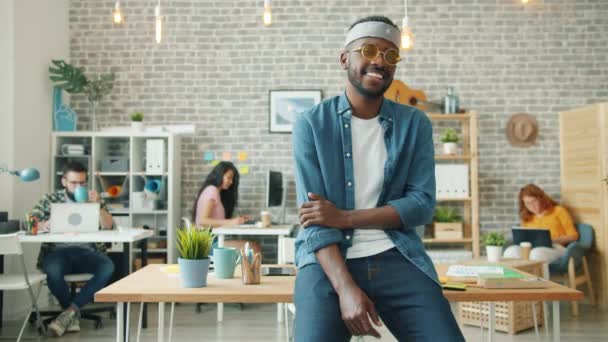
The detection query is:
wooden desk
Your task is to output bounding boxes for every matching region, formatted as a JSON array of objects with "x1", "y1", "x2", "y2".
[
  {"x1": 436, "y1": 263, "x2": 582, "y2": 342},
  {"x1": 96, "y1": 264, "x2": 294, "y2": 342},
  {"x1": 213, "y1": 224, "x2": 295, "y2": 322},
  {"x1": 15, "y1": 229, "x2": 154, "y2": 333},
  {"x1": 96, "y1": 262, "x2": 582, "y2": 342}
]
